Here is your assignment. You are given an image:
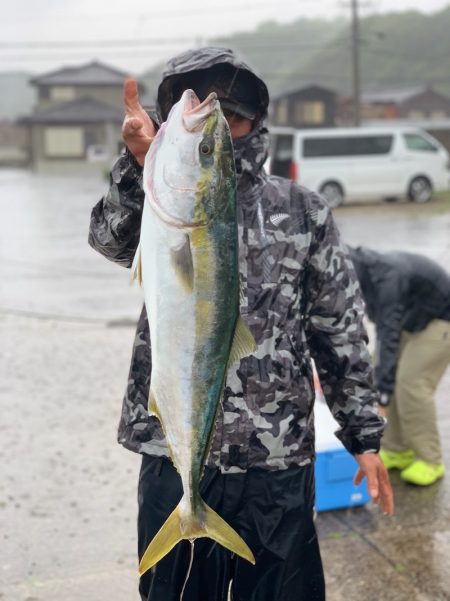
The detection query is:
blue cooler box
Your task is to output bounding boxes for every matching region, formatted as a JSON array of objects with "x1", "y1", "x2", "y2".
[
  {"x1": 314, "y1": 395, "x2": 371, "y2": 512},
  {"x1": 315, "y1": 447, "x2": 371, "y2": 512}
]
